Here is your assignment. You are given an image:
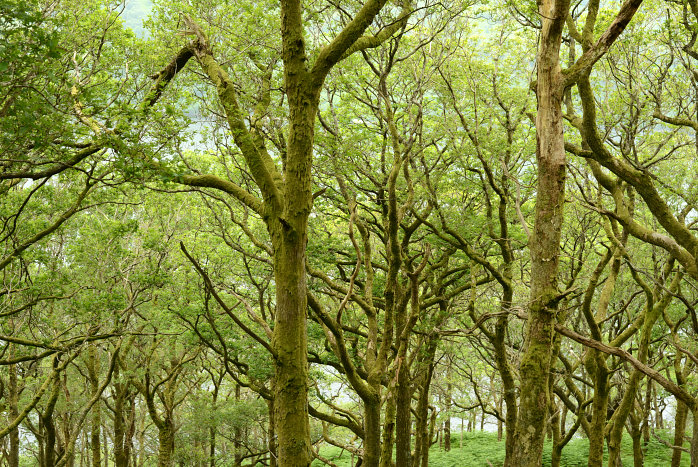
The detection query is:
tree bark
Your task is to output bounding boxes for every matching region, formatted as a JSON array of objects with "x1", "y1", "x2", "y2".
[
  {"x1": 379, "y1": 389, "x2": 396, "y2": 467},
  {"x1": 267, "y1": 396, "x2": 277, "y2": 467},
  {"x1": 509, "y1": 0, "x2": 569, "y2": 463},
  {"x1": 444, "y1": 374, "x2": 452, "y2": 452},
  {"x1": 691, "y1": 408, "x2": 698, "y2": 466},
  {"x1": 113, "y1": 369, "x2": 131, "y2": 467},
  {"x1": 41, "y1": 376, "x2": 61, "y2": 467},
  {"x1": 628, "y1": 410, "x2": 643, "y2": 467},
  {"x1": 414, "y1": 351, "x2": 436, "y2": 467},
  {"x1": 672, "y1": 401, "x2": 689, "y2": 467},
  {"x1": 363, "y1": 396, "x2": 382, "y2": 467},
  {"x1": 157, "y1": 422, "x2": 175, "y2": 467},
  {"x1": 87, "y1": 345, "x2": 102, "y2": 467},
  {"x1": 8, "y1": 362, "x2": 19, "y2": 467}
]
